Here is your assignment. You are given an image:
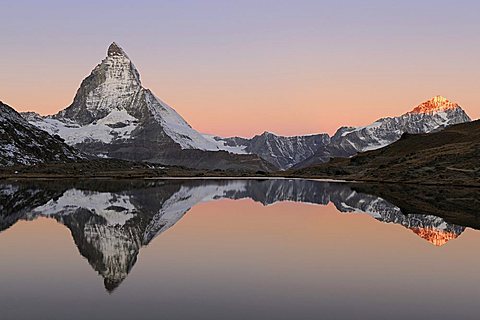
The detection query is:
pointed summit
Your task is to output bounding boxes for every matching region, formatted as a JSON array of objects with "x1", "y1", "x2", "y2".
[
  {"x1": 260, "y1": 131, "x2": 276, "y2": 137},
  {"x1": 56, "y1": 42, "x2": 142, "y2": 125},
  {"x1": 107, "y1": 42, "x2": 128, "y2": 58},
  {"x1": 411, "y1": 95, "x2": 460, "y2": 114}
]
